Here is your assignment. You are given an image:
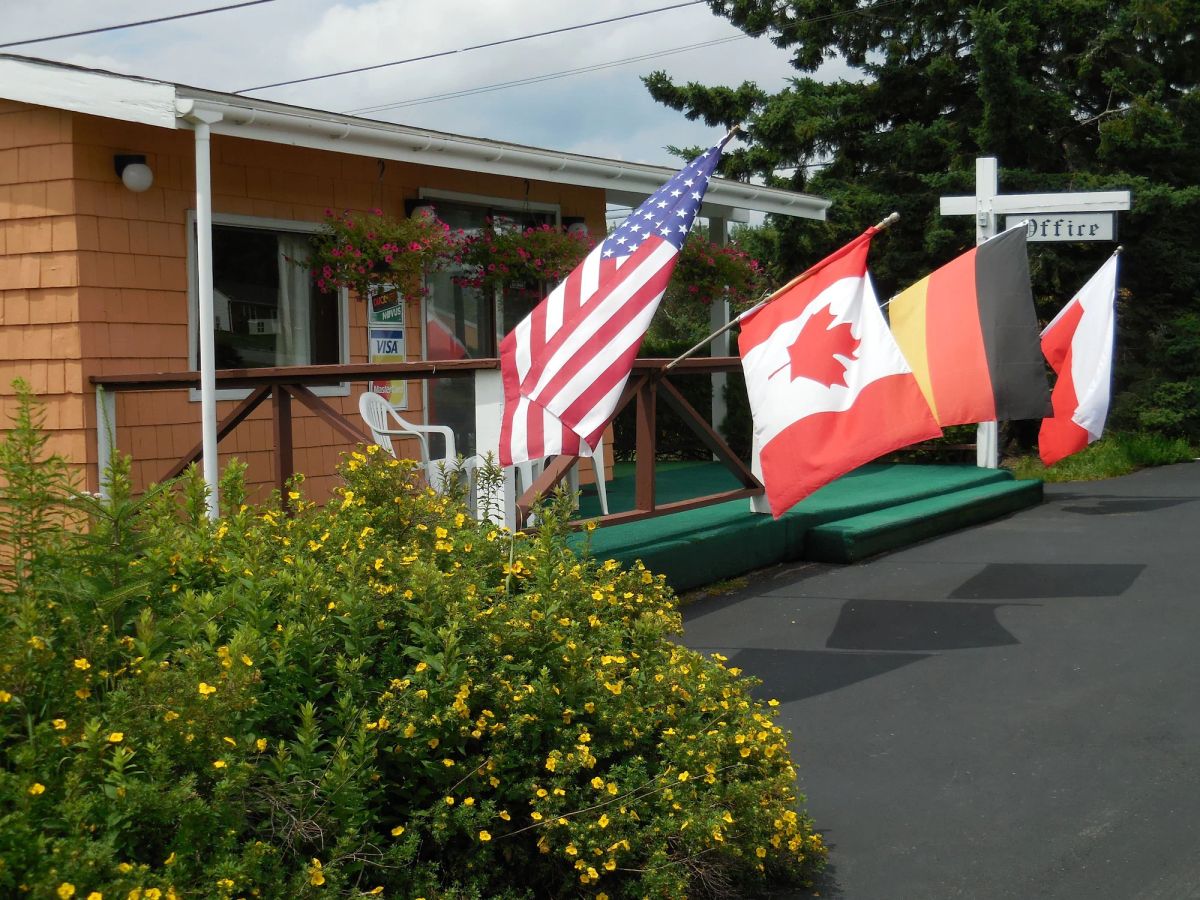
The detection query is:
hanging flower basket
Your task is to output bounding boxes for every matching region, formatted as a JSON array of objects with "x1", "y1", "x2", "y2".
[
  {"x1": 451, "y1": 221, "x2": 594, "y2": 295},
  {"x1": 309, "y1": 207, "x2": 454, "y2": 300}
]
